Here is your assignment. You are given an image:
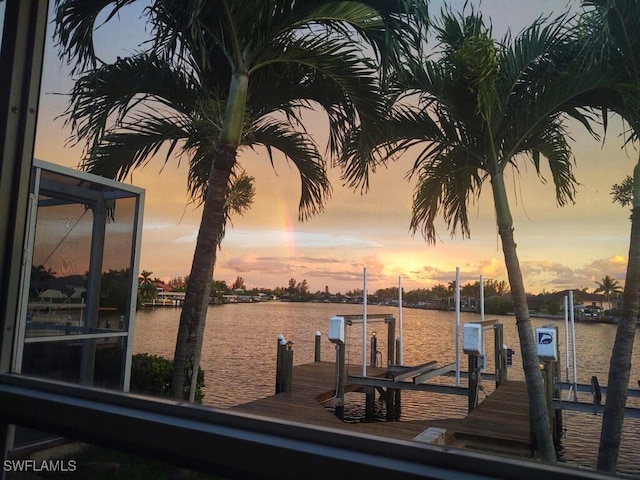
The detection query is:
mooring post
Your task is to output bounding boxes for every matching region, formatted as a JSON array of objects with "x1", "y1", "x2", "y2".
[
  {"x1": 365, "y1": 332, "x2": 377, "y2": 421},
  {"x1": 542, "y1": 360, "x2": 557, "y2": 447},
  {"x1": 468, "y1": 353, "x2": 481, "y2": 413},
  {"x1": 335, "y1": 343, "x2": 346, "y2": 420},
  {"x1": 314, "y1": 331, "x2": 321, "y2": 362},
  {"x1": 281, "y1": 341, "x2": 294, "y2": 393},
  {"x1": 386, "y1": 317, "x2": 396, "y2": 366},
  {"x1": 275, "y1": 335, "x2": 286, "y2": 394},
  {"x1": 370, "y1": 332, "x2": 377, "y2": 367},
  {"x1": 494, "y1": 323, "x2": 507, "y2": 387},
  {"x1": 365, "y1": 387, "x2": 375, "y2": 422},
  {"x1": 395, "y1": 340, "x2": 402, "y2": 418}
]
